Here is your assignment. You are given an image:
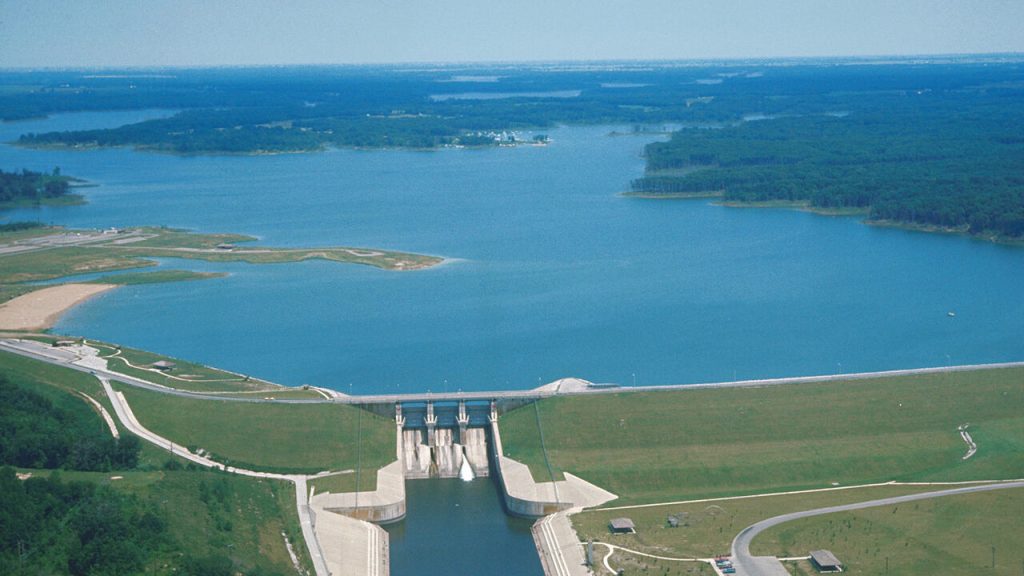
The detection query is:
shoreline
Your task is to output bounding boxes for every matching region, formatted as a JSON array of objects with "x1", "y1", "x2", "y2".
[
  {"x1": 0, "y1": 283, "x2": 117, "y2": 331},
  {"x1": 634, "y1": 195, "x2": 1024, "y2": 246}
]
